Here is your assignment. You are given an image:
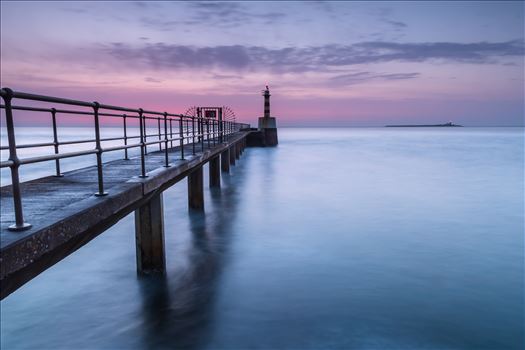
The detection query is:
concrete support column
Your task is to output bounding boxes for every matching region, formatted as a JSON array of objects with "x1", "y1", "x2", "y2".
[
  {"x1": 221, "y1": 148, "x2": 230, "y2": 173},
  {"x1": 188, "y1": 166, "x2": 204, "y2": 210},
  {"x1": 135, "y1": 192, "x2": 166, "y2": 274},
  {"x1": 235, "y1": 142, "x2": 240, "y2": 160},
  {"x1": 209, "y1": 155, "x2": 221, "y2": 188},
  {"x1": 229, "y1": 145, "x2": 236, "y2": 165}
]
